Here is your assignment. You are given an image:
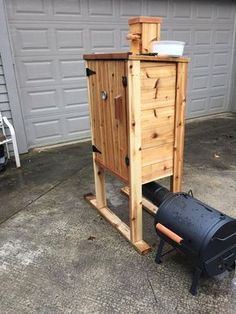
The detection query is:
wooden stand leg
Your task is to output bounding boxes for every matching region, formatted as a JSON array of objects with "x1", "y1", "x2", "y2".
[
  {"x1": 84, "y1": 161, "x2": 151, "y2": 255},
  {"x1": 129, "y1": 173, "x2": 143, "y2": 243},
  {"x1": 127, "y1": 60, "x2": 150, "y2": 252},
  {"x1": 93, "y1": 162, "x2": 106, "y2": 209},
  {"x1": 172, "y1": 63, "x2": 187, "y2": 192}
]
